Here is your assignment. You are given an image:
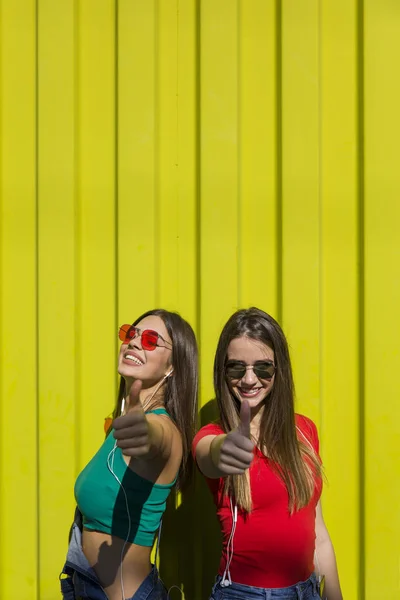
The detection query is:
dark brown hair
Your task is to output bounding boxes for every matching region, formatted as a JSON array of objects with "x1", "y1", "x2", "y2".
[
  {"x1": 112, "y1": 309, "x2": 198, "y2": 491},
  {"x1": 214, "y1": 307, "x2": 321, "y2": 512}
]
